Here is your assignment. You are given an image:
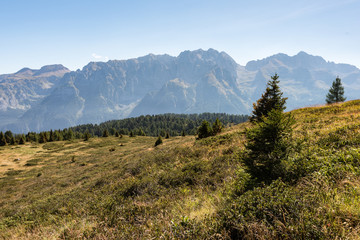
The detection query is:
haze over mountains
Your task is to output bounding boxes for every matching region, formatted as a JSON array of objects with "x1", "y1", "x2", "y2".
[{"x1": 1, "y1": 49, "x2": 359, "y2": 133}]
